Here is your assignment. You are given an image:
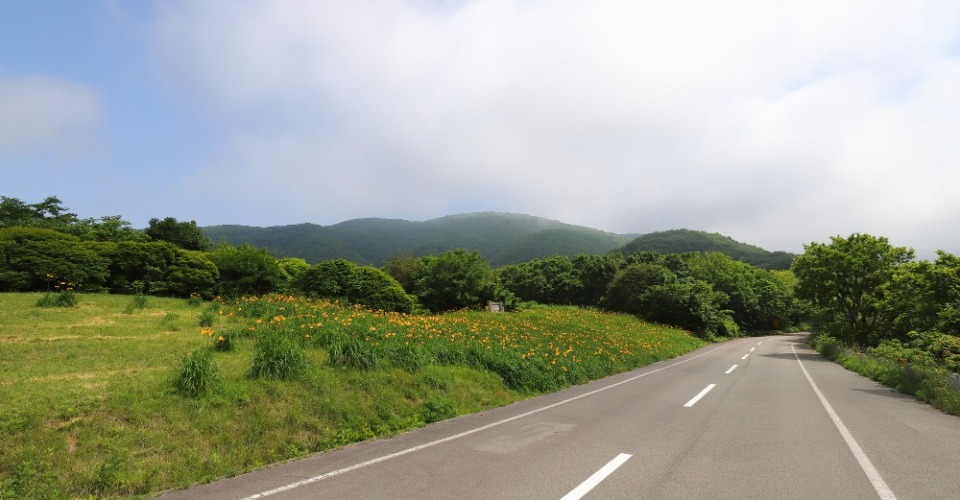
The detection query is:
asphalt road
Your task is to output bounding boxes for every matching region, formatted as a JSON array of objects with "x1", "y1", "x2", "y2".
[{"x1": 158, "y1": 334, "x2": 960, "y2": 499}]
